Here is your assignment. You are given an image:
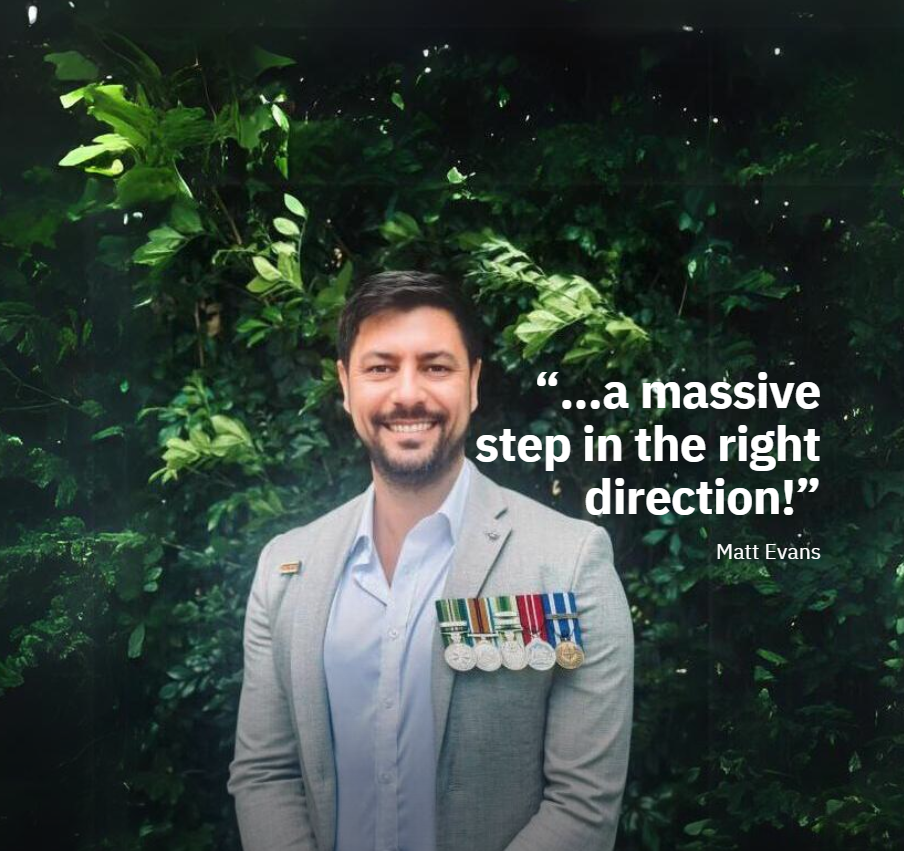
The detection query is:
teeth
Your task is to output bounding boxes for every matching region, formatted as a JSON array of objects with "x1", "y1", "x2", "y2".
[{"x1": 387, "y1": 422, "x2": 434, "y2": 433}]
